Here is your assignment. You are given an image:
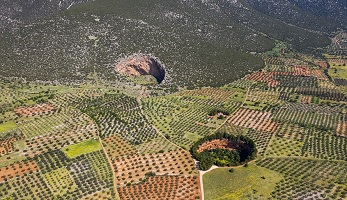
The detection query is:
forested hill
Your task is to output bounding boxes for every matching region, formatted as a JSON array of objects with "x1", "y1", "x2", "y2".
[{"x1": 0, "y1": 0, "x2": 346, "y2": 87}]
